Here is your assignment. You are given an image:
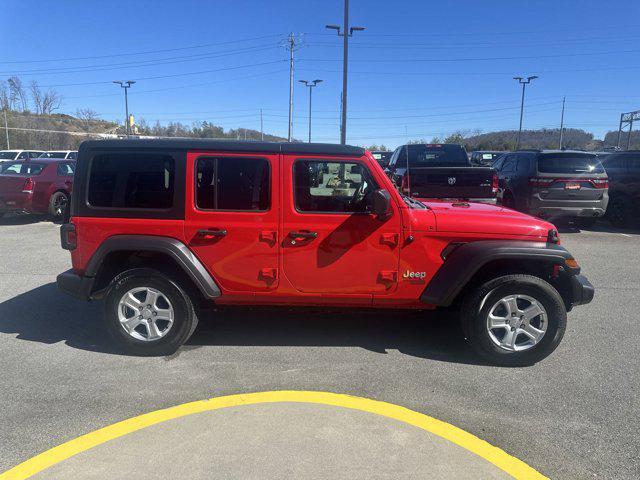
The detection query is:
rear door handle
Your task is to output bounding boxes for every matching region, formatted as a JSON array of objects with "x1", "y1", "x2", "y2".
[
  {"x1": 288, "y1": 231, "x2": 318, "y2": 239},
  {"x1": 197, "y1": 229, "x2": 227, "y2": 238}
]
